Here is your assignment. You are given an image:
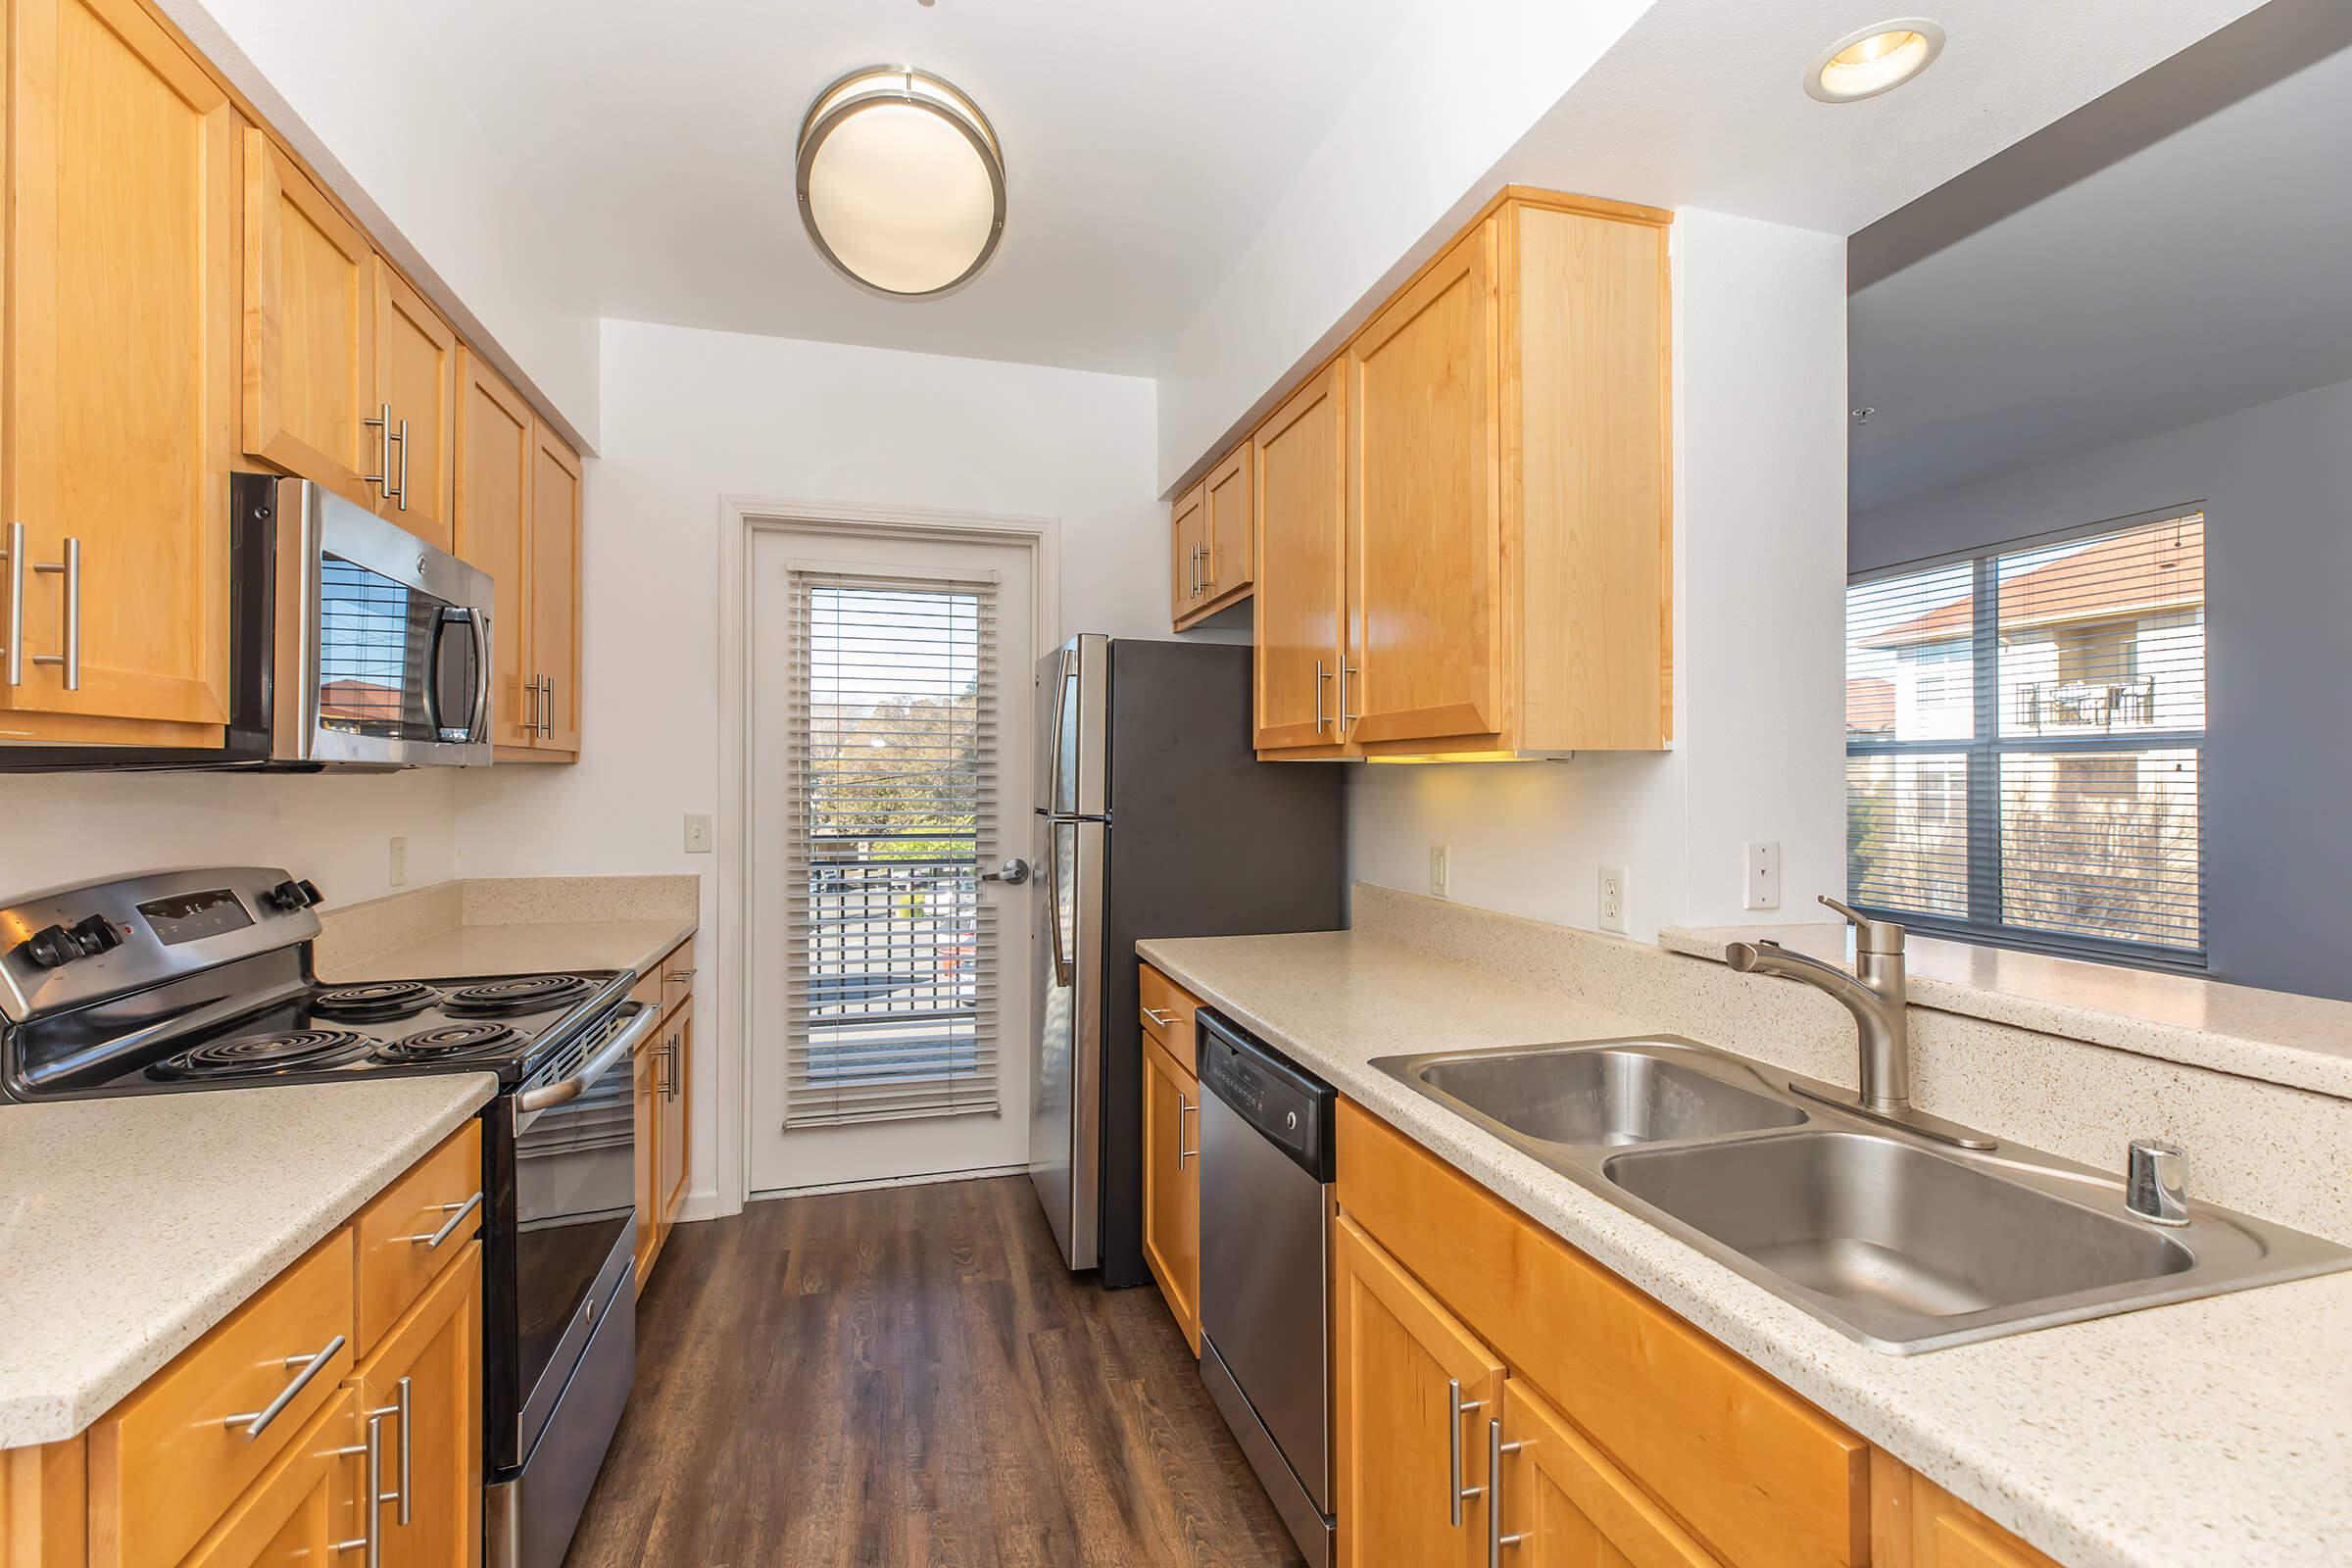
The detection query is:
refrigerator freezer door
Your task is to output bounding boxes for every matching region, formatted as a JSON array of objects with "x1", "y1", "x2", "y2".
[
  {"x1": 1037, "y1": 635, "x2": 1108, "y2": 819},
  {"x1": 1029, "y1": 813, "x2": 1106, "y2": 1269}
]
